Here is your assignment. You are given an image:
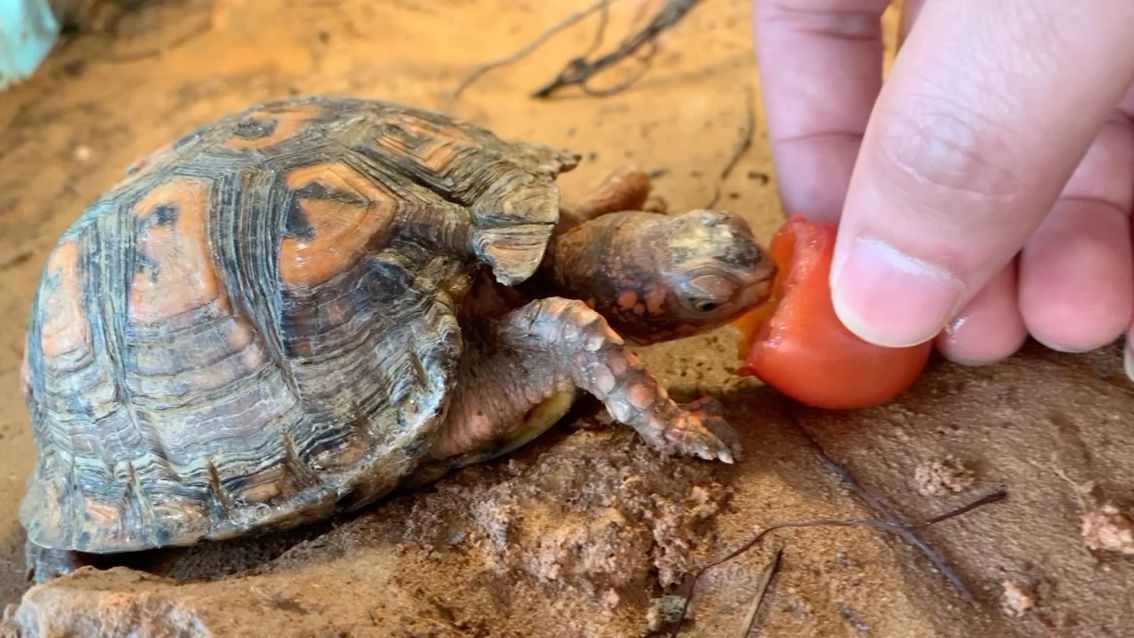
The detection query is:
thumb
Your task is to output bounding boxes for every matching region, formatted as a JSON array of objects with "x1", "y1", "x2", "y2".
[{"x1": 830, "y1": 0, "x2": 1134, "y2": 347}]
